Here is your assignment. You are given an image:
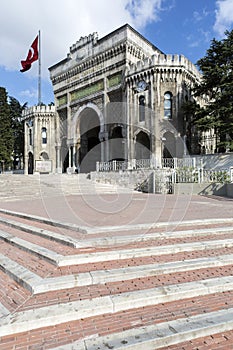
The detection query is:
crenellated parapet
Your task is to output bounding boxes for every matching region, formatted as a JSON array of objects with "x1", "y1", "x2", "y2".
[
  {"x1": 22, "y1": 105, "x2": 56, "y2": 120},
  {"x1": 126, "y1": 53, "x2": 201, "y2": 81},
  {"x1": 69, "y1": 33, "x2": 98, "y2": 54}
]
